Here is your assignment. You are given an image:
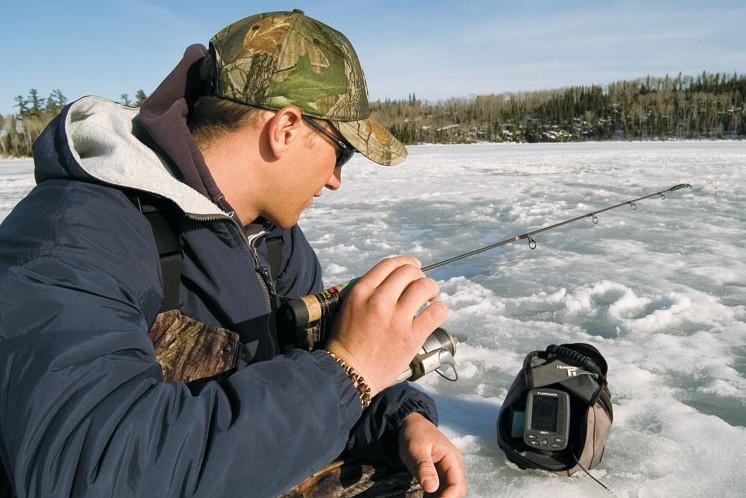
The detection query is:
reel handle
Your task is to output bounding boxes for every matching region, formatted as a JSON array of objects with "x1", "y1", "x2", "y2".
[{"x1": 397, "y1": 327, "x2": 458, "y2": 383}]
